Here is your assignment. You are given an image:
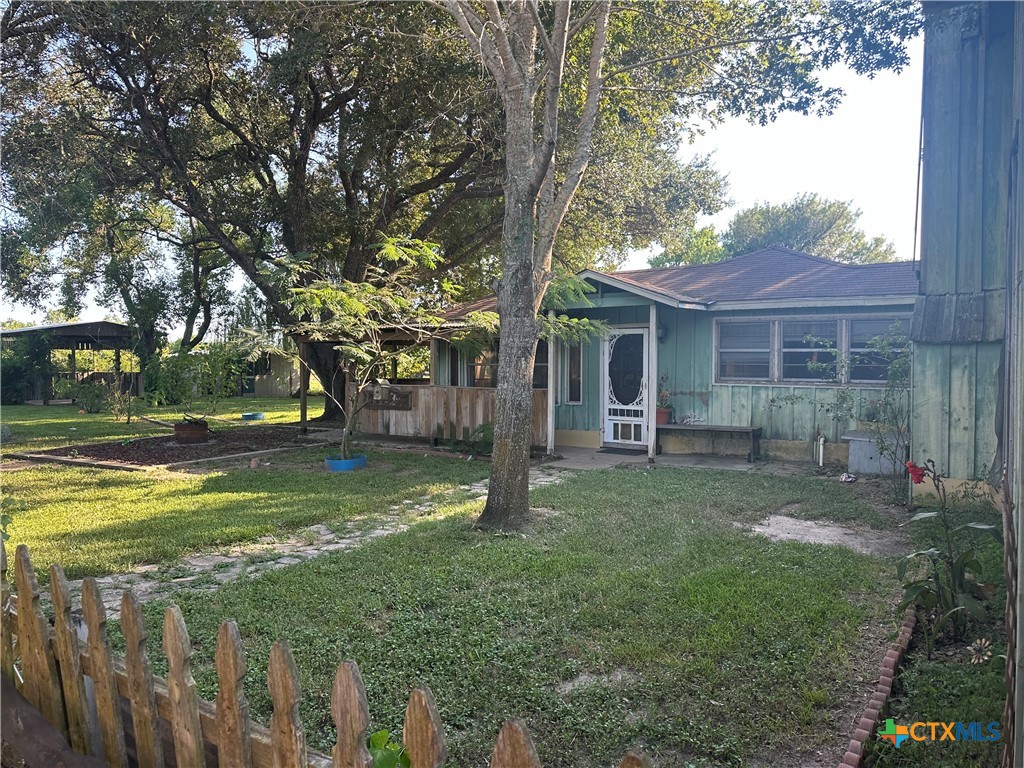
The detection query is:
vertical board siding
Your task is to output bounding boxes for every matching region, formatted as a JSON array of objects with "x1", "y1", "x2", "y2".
[{"x1": 351, "y1": 385, "x2": 548, "y2": 446}]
